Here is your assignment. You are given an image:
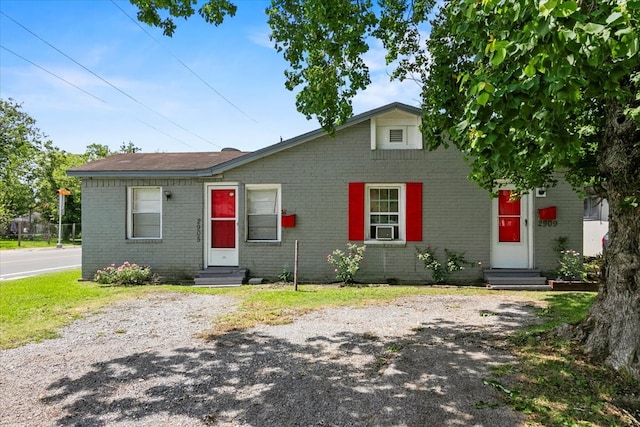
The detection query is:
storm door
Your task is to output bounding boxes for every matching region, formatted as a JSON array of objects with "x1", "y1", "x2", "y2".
[
  {"x1": 207, "y1": 185, "x2": 238, "y2": 266},
  {"x1": 491, "y1": 187, "x2": 532, "y2": 268}
]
